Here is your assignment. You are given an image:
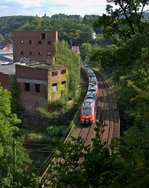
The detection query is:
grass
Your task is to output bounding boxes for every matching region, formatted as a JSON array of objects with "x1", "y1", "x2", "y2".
[{"x1": 18, "y1": 128, "x2": 50, "y2": 142}]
